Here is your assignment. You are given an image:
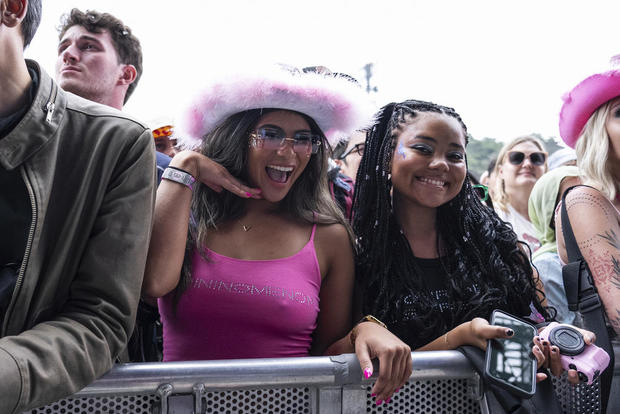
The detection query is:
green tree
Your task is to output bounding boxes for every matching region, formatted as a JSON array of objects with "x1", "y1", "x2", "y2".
[
  {"x1": 530, "y1": 133, "x2": 563, "y2": 155},
  {"x1": 467, "y1": 136, "x2": 502, "y2": 180}
]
